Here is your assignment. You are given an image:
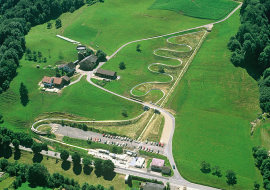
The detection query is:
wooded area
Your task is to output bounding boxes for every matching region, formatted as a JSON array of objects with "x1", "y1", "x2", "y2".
[
  {"x1": 0, "y1": 0, "x2": 87, "y2": 94},
  {"x1": 227, "y1": 0, "x2": 270, "y2": 113}
]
